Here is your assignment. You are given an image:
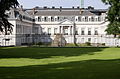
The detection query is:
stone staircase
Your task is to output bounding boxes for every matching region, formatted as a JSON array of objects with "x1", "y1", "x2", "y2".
[{"x1": 52, "y1": 34, "x2": 66, "y2": 47}]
